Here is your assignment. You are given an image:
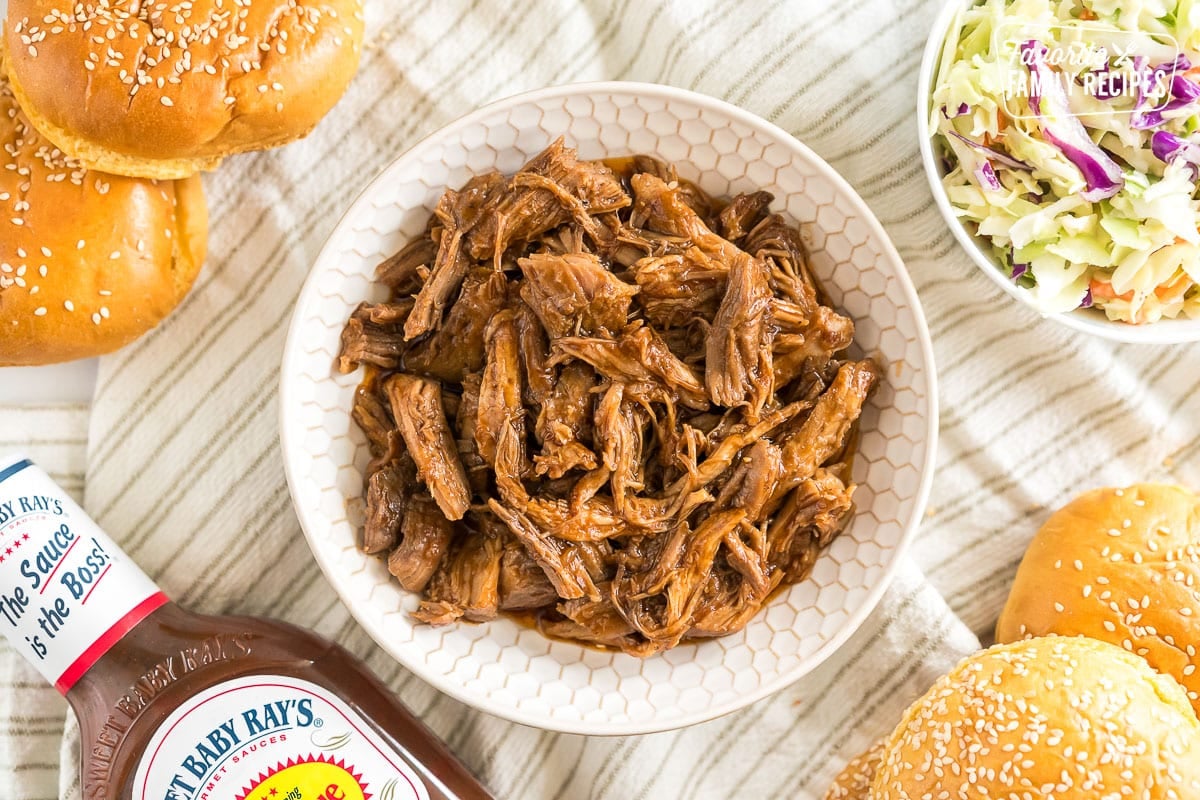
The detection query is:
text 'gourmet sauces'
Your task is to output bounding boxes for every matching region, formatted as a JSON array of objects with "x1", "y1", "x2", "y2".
[{"x1": 0, "y1": 454, "x2": 494, "y2": 800}]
